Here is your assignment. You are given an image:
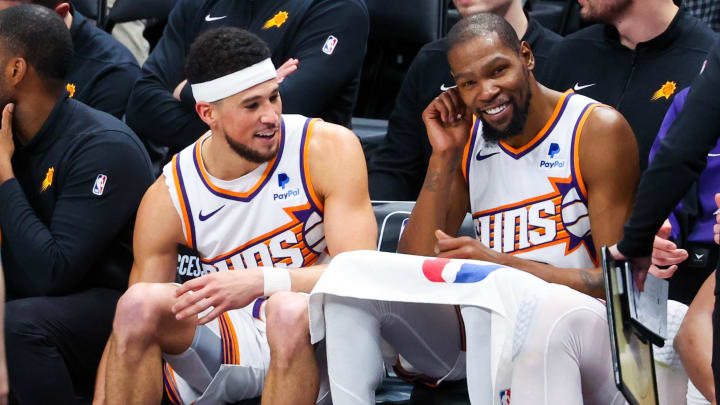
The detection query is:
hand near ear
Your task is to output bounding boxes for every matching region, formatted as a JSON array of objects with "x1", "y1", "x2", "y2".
[{"x1": 0, "y1": 103, "x2": 15, "y2": 184}]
